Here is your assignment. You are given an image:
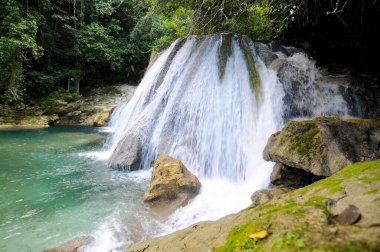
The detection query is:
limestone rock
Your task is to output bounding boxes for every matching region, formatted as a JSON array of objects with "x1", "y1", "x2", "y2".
[
  {"x1": 250, "y1": 187, "x2": 290, "y2": 207},
  {"x1": 143, "y1": 155, "x2": 201, "y2": 203},
  {"x1": 126, "y1": 160, "x2": 380, "y2": 252},
  {"x1": 263, "y1": 117, "x2": 380, "y2": 176},
  {"x1": 43, "y1": 236, "x2": 93, "y2": 252},
  {"x1": 108, "y1": 132, "x2": 142, "y2": 171},
  {"x1": 93, "y1": 109, "x2": 112, "y2": 127}
]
